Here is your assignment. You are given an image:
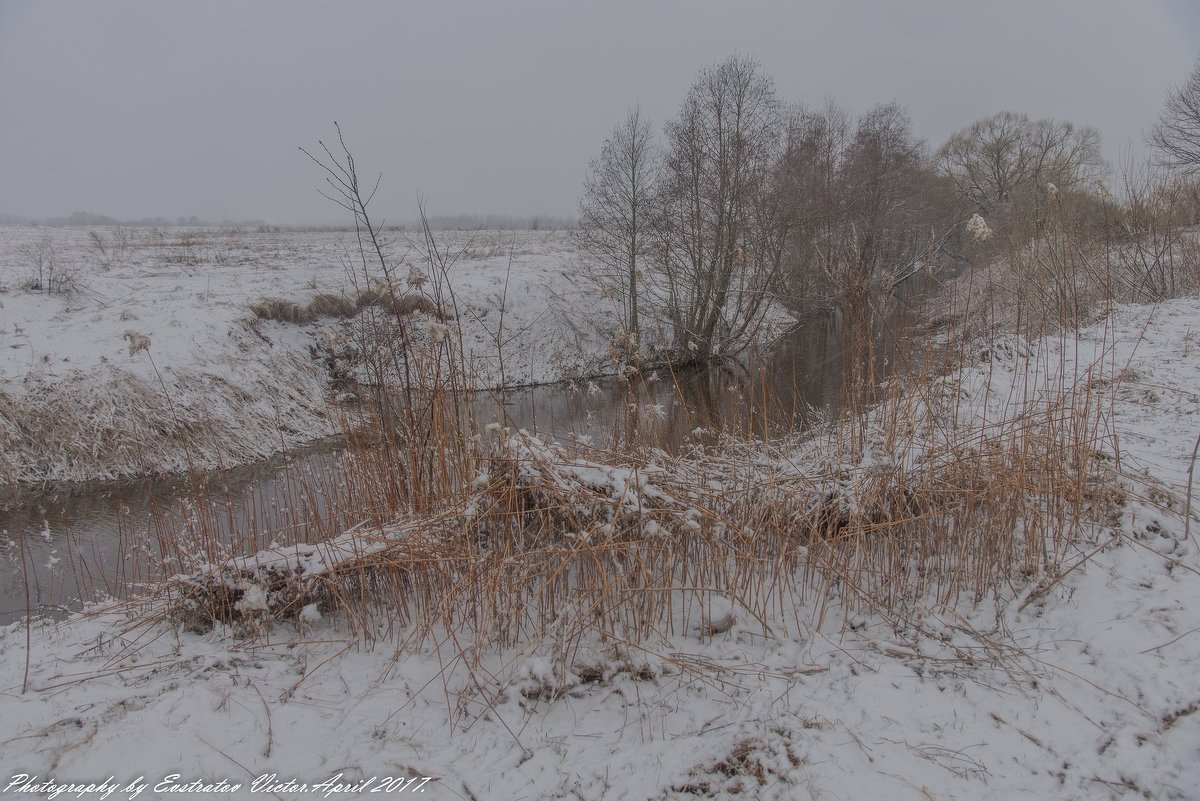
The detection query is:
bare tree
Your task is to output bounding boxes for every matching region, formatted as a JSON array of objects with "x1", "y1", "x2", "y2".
[
  {"x1": 776, "y1": 101, "x2": 936, "y2": 312},
  {"x1": 935, "y1": 112, "x2": 1104, "y2": 226},
  {"x1": 577, "y1": 105, "x2": 659, "y2": 352},
  {"x1": 300, "y1": 125, "x2": 422, "y2": 441},
  {"x1": 840, "y1": 102, "x2": 926, "y2": 290},
  {"x1": 1150, "y1": 59, "x2": 1200, "y2": 175},
  {"x1": 773, "y1": 102, "x2": 850, "y2": 307},
  {"x1": 656, "y1": 54, "x2": 787, "y2": 358},
  {"x1": 935, "y1": 112, "x2": 1029, "y2": 215}
]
